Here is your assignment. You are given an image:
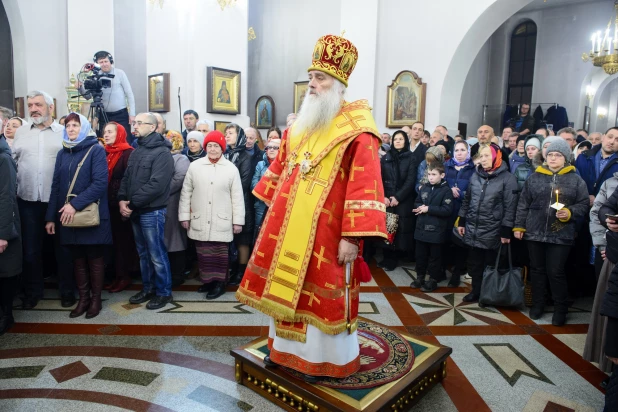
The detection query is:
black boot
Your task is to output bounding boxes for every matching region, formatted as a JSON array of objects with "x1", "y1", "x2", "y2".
[
  {"x1": 206, "y1": 281, "x2": 226, "y2": 300},
  {"x1": 70, "y1": 258, "x2": 90, "y2": 318},
  {"x1": 263, "y1": 355, "x2": 278, "y2": 367},
  {"x1": 228, "y1": 264, "x2": 246, "y2": 286},
  {"x1": 86, "y1": 257, "x2": 105, "y2": 319},
  {"x1": 447, "y1": 273, "x2": 461, "y2": 287},
  {"x1": 198, "y1": 283, "x2": 214, "y2": 293}
]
